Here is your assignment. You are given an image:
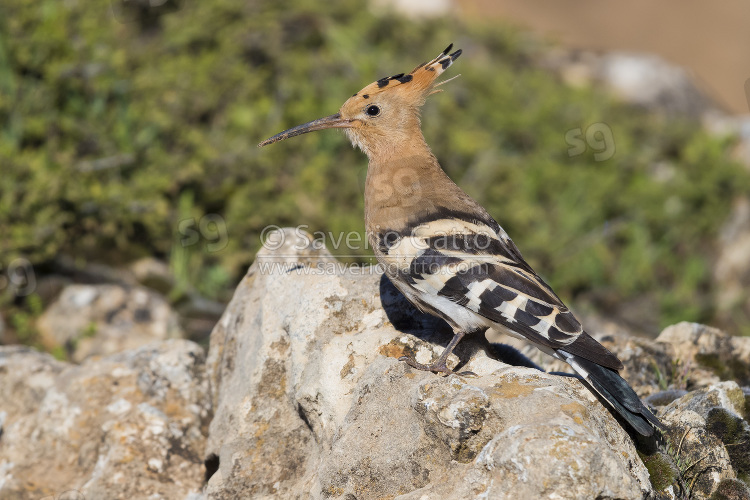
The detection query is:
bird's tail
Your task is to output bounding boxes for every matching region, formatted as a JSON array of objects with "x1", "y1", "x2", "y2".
[{"x1": 557, "y1": 350, "x2": 664, "y2": 436}]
